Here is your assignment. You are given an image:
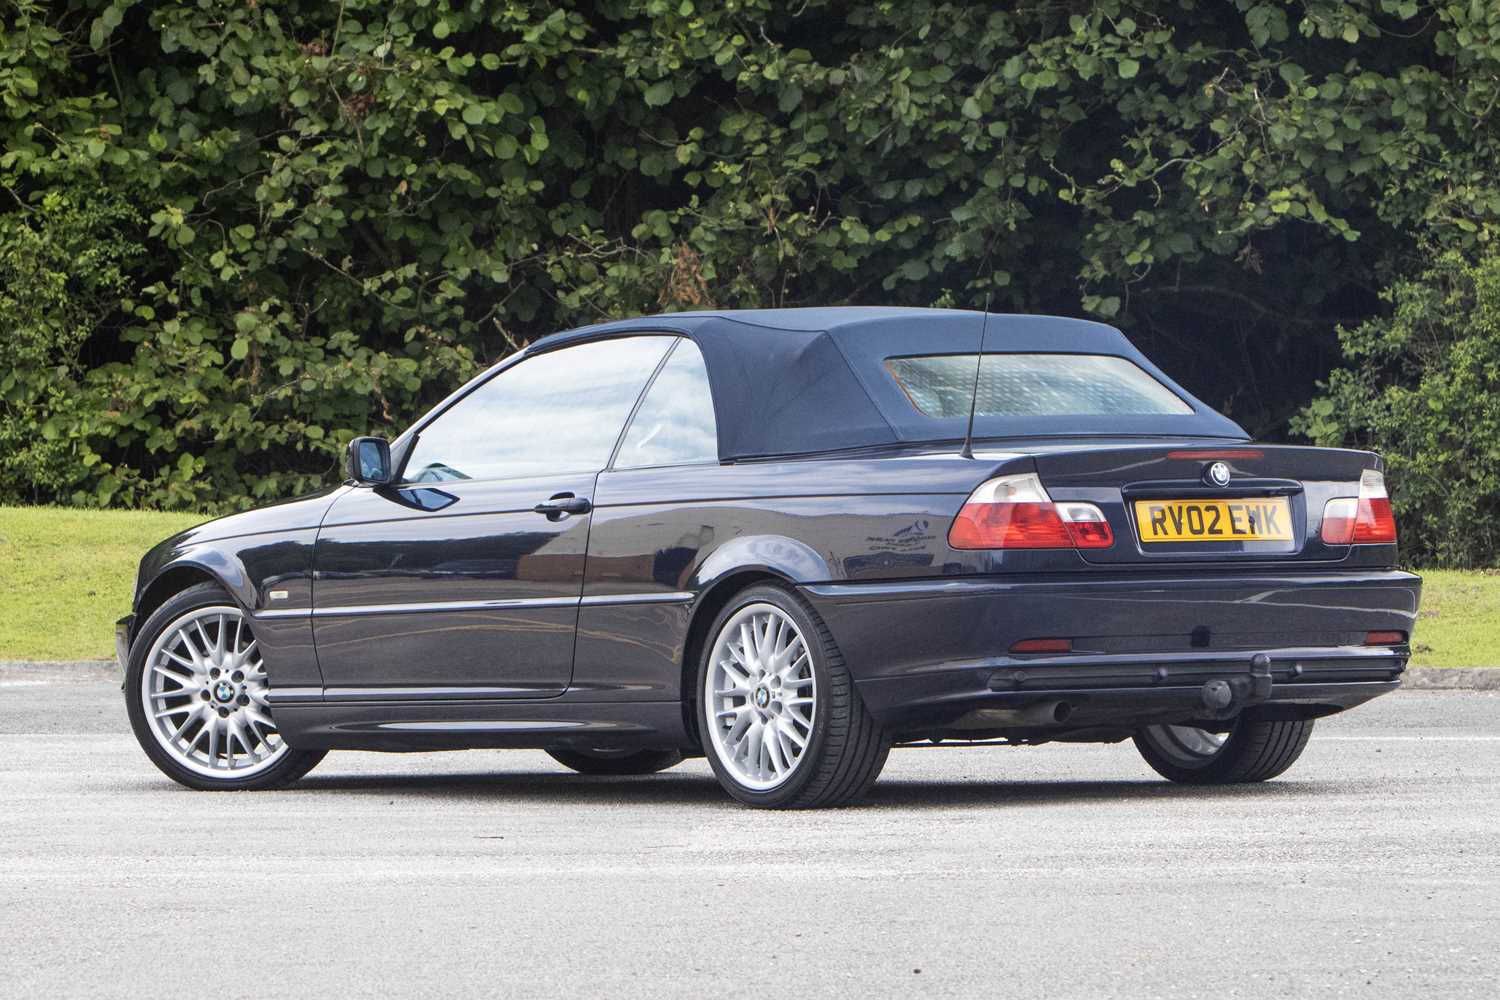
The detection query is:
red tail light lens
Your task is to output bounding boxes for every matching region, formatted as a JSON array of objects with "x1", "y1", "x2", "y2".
[
  {"x1": 1321, "y1": 470, "x2": 1397, "y2": 545},
  {"x1": 1364, "y1": 630, "x2": 1406, "y2": 646},
  {"x1": 1058, "y1": 503, "x2": 1114, "y2": 548},
  {"x1": 949, "y1": 473, "x2": 1114, "y2": 550},
  {"x1": 1352, "y1": 468, "x2": 1397, "y2": 543},
  {"x1": 1320, "y1": 498, "x2": 1357, "y2": 545},
  {"x1": 949, "y1": 499, "x2": 1074, "y2": 549},
  {"x1": 1010, "y1": 638, "x2": 1073, "y2": 654},
  {"x1": 1165, "y1": 449, "x2": 1264, "y2": 460},
  {"x1": 1354, "y1": 495, "x2": 1397, "y2": 543}
]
